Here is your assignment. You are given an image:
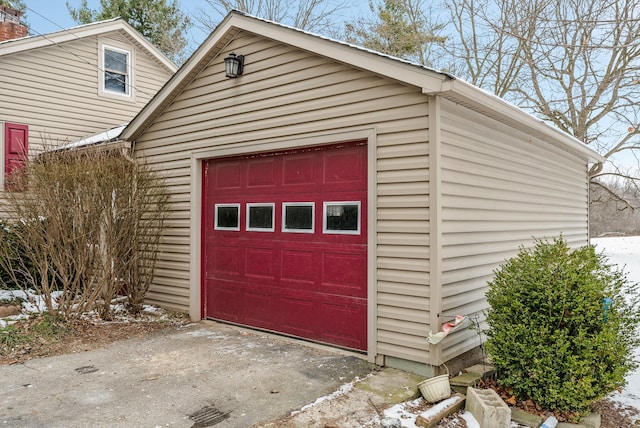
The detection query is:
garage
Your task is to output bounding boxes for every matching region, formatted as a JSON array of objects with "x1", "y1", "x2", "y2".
[
  {"x1": 117, "y1": 11, "x2": 605, "y2": 373},
  {"x1": 202, "y1": 141, "x2": 368, "y2": 351}
]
